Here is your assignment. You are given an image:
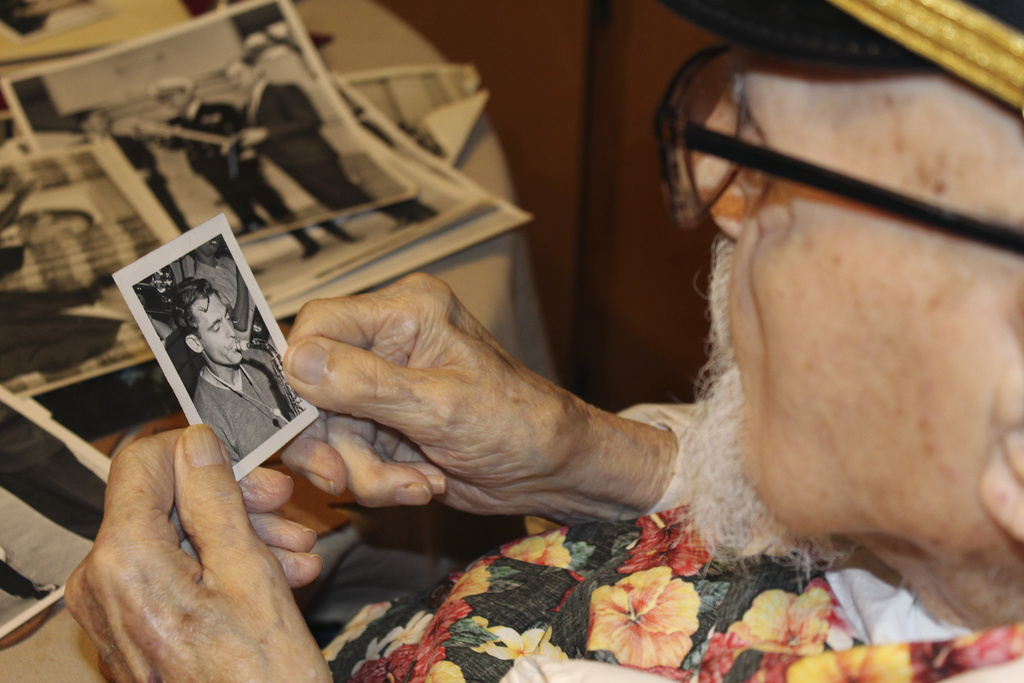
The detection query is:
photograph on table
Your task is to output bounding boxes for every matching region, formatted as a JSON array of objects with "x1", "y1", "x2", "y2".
[
  {"x1": 113, "y1": 213, "x2": 317, "y2": 480},
  {"x1": 251, "y1": 152, "x2": 506, "y2": 314},
  {"x1": 251, "y1": 68, "x2": 531, "y2": 317},
  {"x1": 1, "y1": 0, "x2": 417, "y2": 253},
  {"x1": 0, "y1": 137, "x2": 180, "y2": 398},
  {"x1": 0, "y1": 0, "x2": 112, "y2": 44},
  {"x1": 0, "y1": 385, "x2": 109, "y2": 640},
  {"x1": 336, "y1": 63, "x2": 489, "y2": 166}
]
